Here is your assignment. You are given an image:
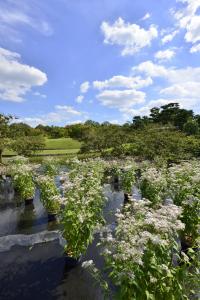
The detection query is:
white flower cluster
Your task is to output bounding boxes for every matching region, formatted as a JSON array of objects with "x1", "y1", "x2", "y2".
[
  {"x1": 0, "y1": 165, "x2": 8, "y2": 176},
  {"x1": 140, "y1": 167, "x2": 168, "y2": 206},
  {"x1": 60, "y1": 160, "x2": 107, "y2": 258}
]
